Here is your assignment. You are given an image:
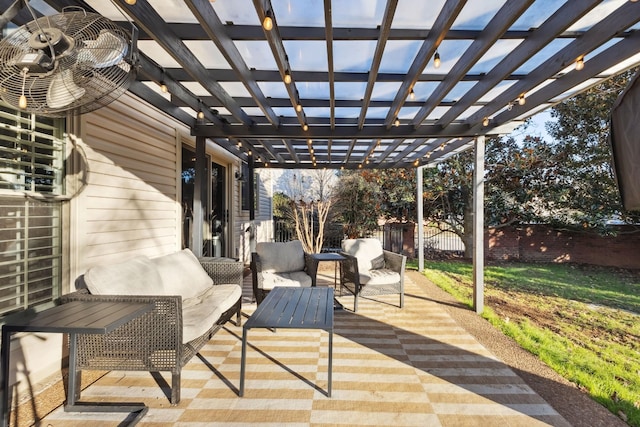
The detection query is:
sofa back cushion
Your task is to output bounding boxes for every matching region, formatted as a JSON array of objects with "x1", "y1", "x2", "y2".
[
  {"x1": 342, "y1": 238, "x2": 384, "y2": 272},
  {"x1": 256, "y1": 240, "x2": 305, "y2": 273},
  {"x1": 85, "y1": 256, "x2": 164, "y2": 296},
  {"x1": 151, "y1": 249, "x2": 213, "y2": 299}
]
